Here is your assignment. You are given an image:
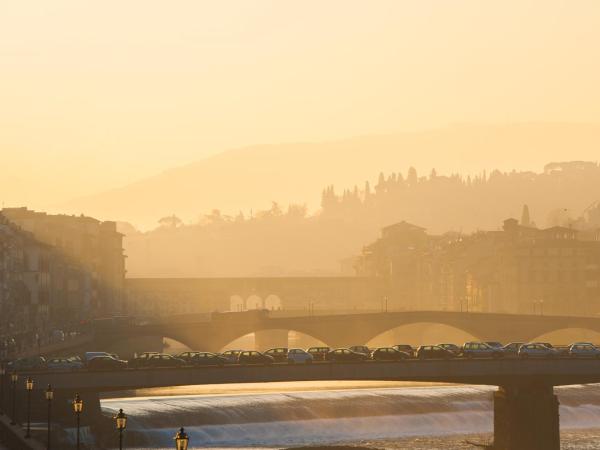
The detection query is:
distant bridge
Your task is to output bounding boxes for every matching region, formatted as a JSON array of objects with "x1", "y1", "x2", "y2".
[
  {"x1": 125, "y1": 276, "x2": 382, "y2": 315},
  {"x1": 99, "y1": 310, "x2": 600, "y2": 352}
]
